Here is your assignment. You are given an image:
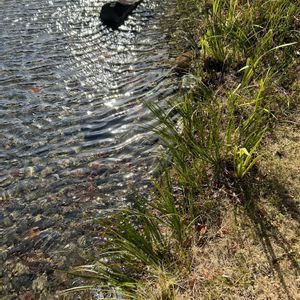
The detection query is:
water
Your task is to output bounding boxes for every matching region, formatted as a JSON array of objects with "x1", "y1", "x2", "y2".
[{"x1": 0, "y1": 0, "x2": 177, "y2": 297}]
